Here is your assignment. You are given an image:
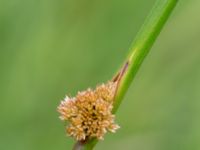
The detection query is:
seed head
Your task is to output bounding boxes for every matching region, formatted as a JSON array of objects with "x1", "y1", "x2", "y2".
[{"x1": 57, "y1": 81, "x2": 120, "y2": 141}]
